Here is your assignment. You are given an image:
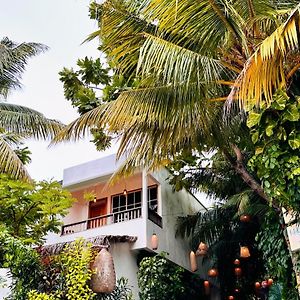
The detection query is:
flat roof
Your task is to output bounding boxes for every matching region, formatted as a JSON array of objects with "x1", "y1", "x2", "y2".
[{"x1": 63, "y1": 153, "x2": 124, "y2": 188}]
